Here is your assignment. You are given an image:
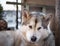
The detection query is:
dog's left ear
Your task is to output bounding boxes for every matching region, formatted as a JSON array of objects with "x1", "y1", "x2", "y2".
[
  {"x1": 45, "y1": 13, "x2": 53, "y2": 22},
  {"x1": 41, "y1": 13, "x2": 53, "y2": 28}
]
